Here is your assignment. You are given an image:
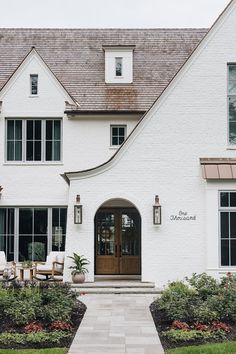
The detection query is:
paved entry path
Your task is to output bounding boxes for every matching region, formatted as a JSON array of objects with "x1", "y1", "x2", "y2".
[{"x1": 68, "y1": 294, "x2": 164, "y2": 354}]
